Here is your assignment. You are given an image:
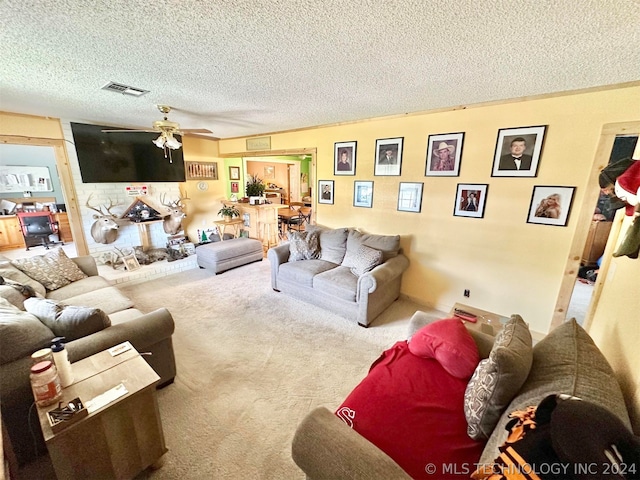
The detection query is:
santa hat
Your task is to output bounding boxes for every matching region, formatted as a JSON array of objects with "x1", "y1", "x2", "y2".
[{"x1": 615, "y1": 159, "x2": 640, "y2": 215}]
